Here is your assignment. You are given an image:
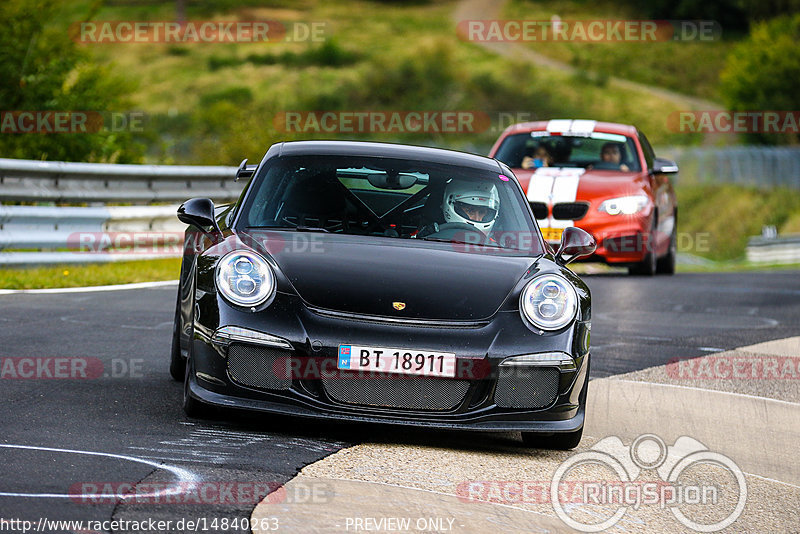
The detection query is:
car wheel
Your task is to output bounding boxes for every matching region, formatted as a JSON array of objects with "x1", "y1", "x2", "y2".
[
  {"x1": 169, "y1": 292, "x2": 185, "y2": 382},
  {"x1": 656, "y1": 223, "x2": 677, "y2": 275},
  {"x1": 521, "y1": 427, "x2": 583, "y2": 450},
  {"x1": 628, "y1": 226, "x2": 657, "y2": 276},
  {"x1": 181, "y1": 311, "x2": 213, "y2": 418}
]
